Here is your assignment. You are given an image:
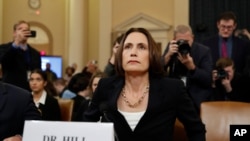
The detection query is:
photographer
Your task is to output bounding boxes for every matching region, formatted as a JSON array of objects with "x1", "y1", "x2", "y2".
[
  {"x1": 0, "y1": 20, "x2": 41, "y2": 91},
  {"x1": 212, "y1": 57, "x2": 250, "y2": 102},
  {"x1": 162, "y1": 25, "x2": 213, "y2": 112}
]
